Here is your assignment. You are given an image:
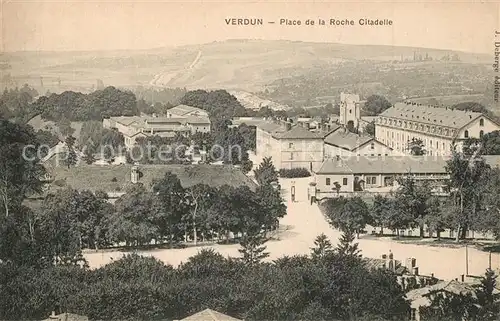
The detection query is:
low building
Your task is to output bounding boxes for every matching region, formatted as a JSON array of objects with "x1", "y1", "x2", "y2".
[
  {"x1": 166, "y1": 104, "x2": 209, "y2": 118},
  {"x1": 178, "y1": 308, "x2": 242, "y2": 321},
  {"x1": 324, "y1": 126, "x2": 396, "y2": 158},
  {"x1": 315, "y1": 155, "x2": 452, "y2": 197},
  {"x1": 103, "y1": 115, "x2": 211, "y2": 148},
  {"x1": 256, "y1": 120, "x2": 324, "y2": 172},
  {"x1": 406, "y1": 280, "x2": 483, "y2": 321}
]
